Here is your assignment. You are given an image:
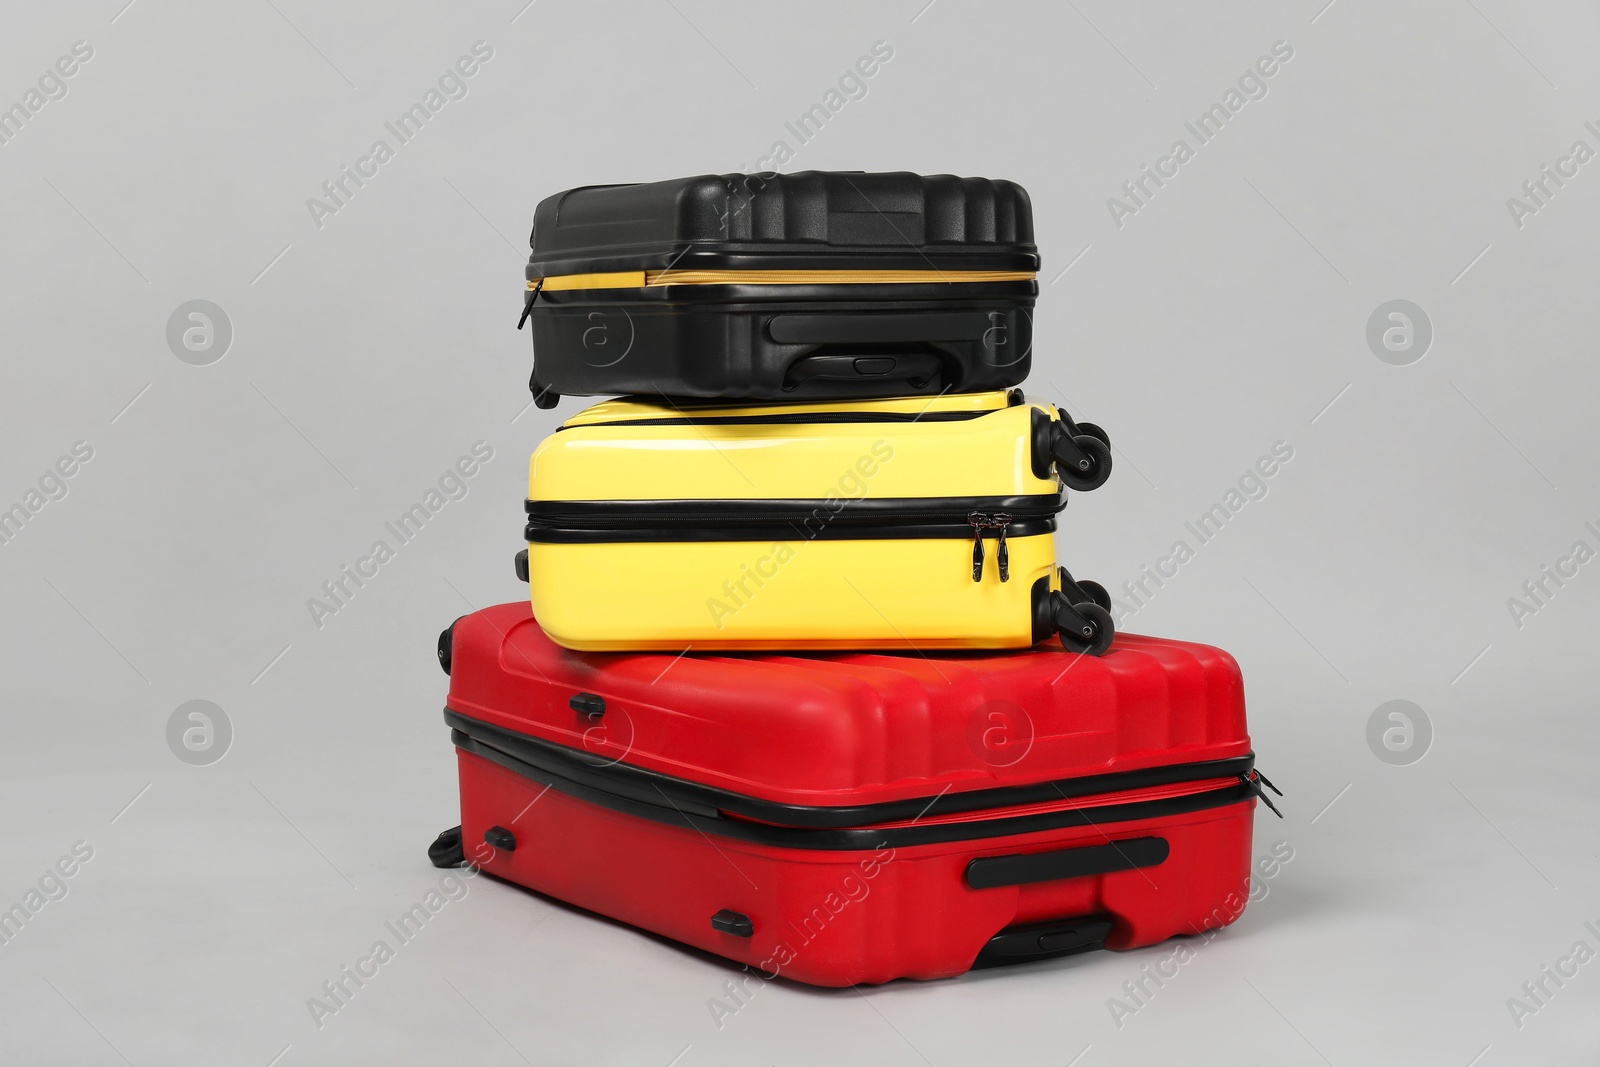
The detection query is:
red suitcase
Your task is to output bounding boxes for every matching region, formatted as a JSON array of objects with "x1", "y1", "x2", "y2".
[{"x1": 429, "y1": 602, "x2": 1279, "y2": 987}]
